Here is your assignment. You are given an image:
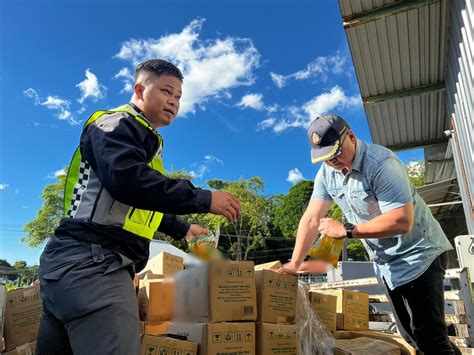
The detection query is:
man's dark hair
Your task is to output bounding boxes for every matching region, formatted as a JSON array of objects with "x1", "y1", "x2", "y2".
[{"x1": 135, "y1": 59, "x2": 183, "y2": 82}]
